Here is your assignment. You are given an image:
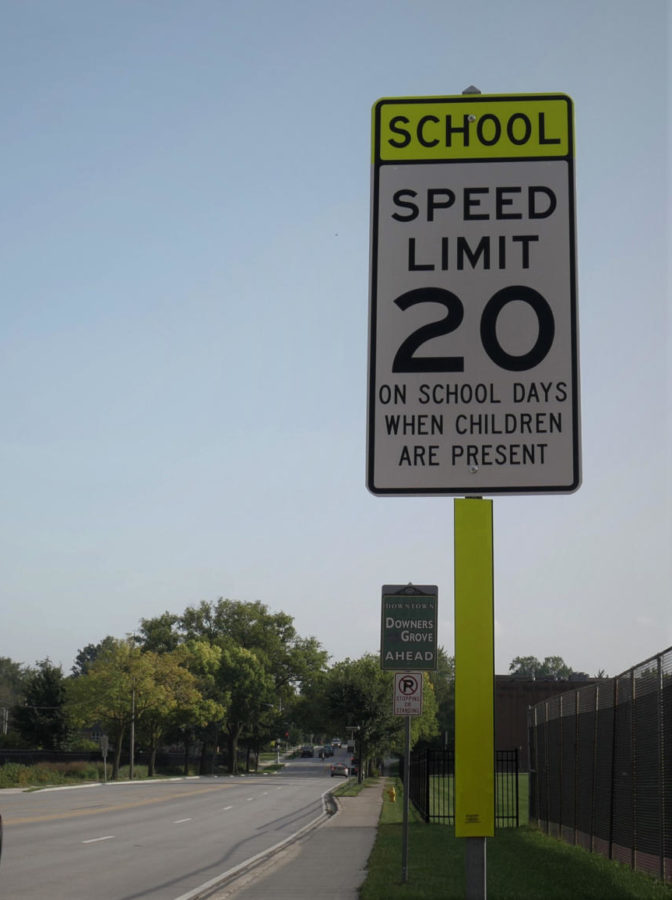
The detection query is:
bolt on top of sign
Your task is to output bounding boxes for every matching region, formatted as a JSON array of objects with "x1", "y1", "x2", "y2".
[{"x1": 367, "y1": 93, "x2": 581, "y2": 495}]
